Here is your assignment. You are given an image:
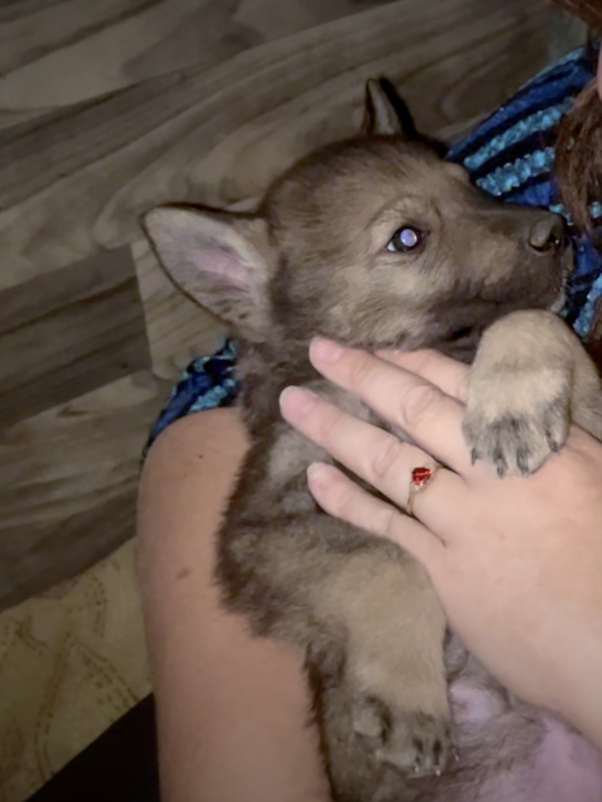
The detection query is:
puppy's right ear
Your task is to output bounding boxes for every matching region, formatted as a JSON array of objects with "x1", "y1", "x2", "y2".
[
  {"x1": 143, "y1": 206, "x2": 272, "y2": 341},
  {"x1": 362, "y1": 78, "x2": 417, "y2": 138}
]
